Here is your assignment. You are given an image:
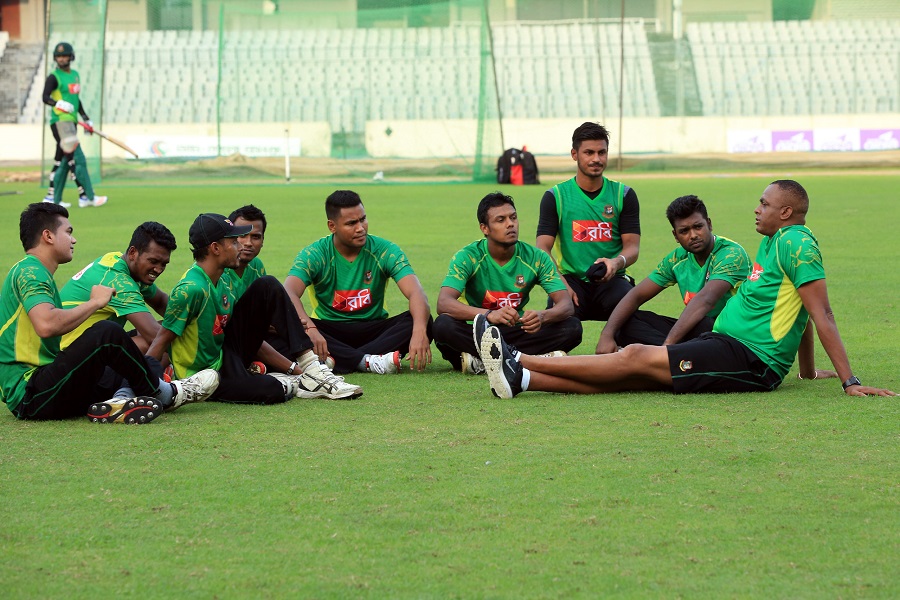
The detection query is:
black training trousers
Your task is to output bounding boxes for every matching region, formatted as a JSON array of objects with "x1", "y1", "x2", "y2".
[
  {"x1": 432, "y1": 314, "x2": 583, "y2": 371},
  {"x1": 15, "y1": 320, "x2": 160, "y2": 420},
  {"x1": 210, "y1": 275, "x2": 313, "y2": 404},
  {"x1": 306, "y1": 311, "x2": 433, "y2": 374}
]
